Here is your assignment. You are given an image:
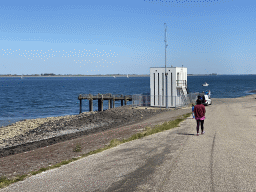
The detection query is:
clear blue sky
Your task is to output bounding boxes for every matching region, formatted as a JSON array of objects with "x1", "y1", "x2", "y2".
[{"x1": 1, "y1": 0, "x2": 256, "y2": 75}]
